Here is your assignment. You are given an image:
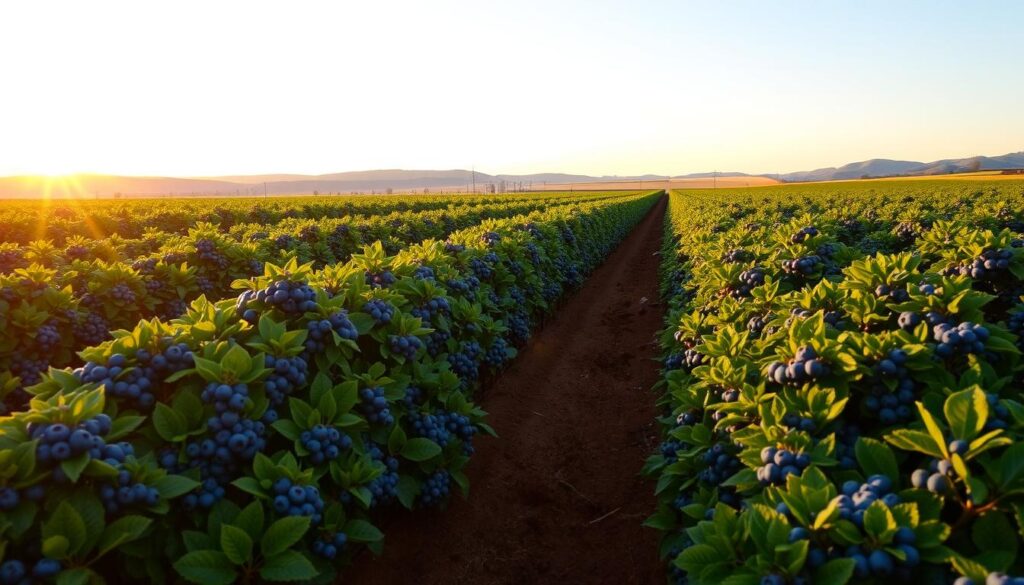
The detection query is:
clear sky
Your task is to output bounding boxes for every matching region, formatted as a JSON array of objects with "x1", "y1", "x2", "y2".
[{"x1": 1, "y1": 0, "x2": 1022, "y2": 177}]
